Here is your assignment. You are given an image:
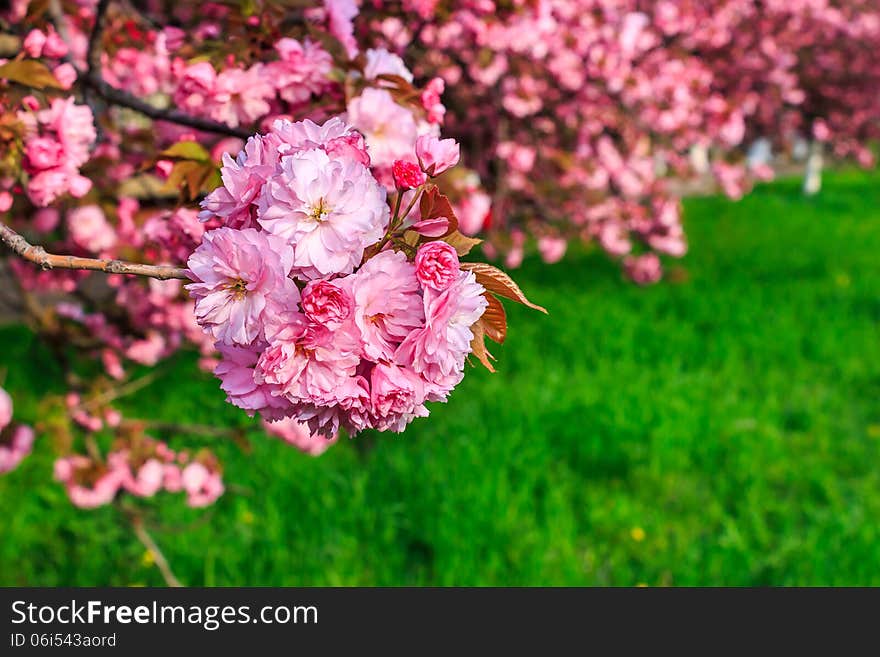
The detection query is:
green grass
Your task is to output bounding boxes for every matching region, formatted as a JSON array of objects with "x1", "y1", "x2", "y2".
[{"x1": 1, "y1": 169, "x2": 879, "y2": 586}]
